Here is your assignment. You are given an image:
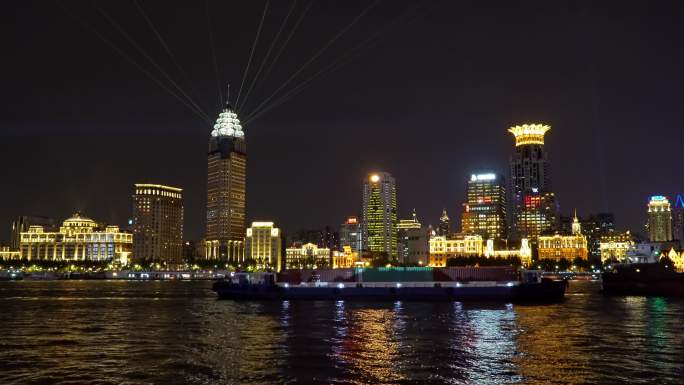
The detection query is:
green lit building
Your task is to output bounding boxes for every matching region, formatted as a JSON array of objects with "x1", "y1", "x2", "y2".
[{"x1": 362, "y1": 172, "x2": 397, "y2": 258}]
